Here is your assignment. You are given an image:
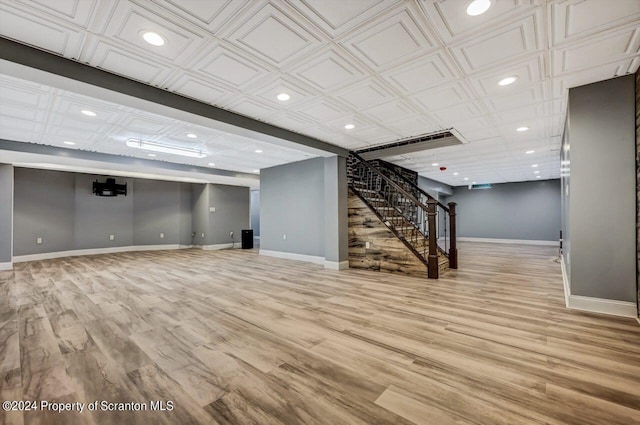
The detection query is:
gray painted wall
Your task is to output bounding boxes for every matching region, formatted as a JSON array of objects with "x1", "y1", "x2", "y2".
[
  {"x1": 442, "y1": 179, "x2": 561, "y2": 241},
  {"x1": 260, "y1": 157, "x2": 325, "y2": 257},
  {"x1": 208, "y1": 184, "x2": 250, "y2": 246},
  {"x1": 250, "y1": 190, "x2": 260, "y2": 237},
  {"x1": 13, "y1": 169, "x2": 195, "y2": 256},
  {"x1": 324, "y1": 156, "x2": 348, "y2": 263},
  {"x1": 561, "y1": 117, "x2": 571, "y2": 285},
  {"x1": 418, "y1": 176, "x2": 453, "y2": 198},
  {"x1": 565, "y1": 75, "x2": 636, "y2": 302},
  {"x1": 0, "y1": 165, "x2": 13, "y2": 262},
  {"x1": 191, "y1": 184, "x2": 209, "y2": 246},
  {"x1": 14, "y1": 168, "x2": 75, "y2": 256}
]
